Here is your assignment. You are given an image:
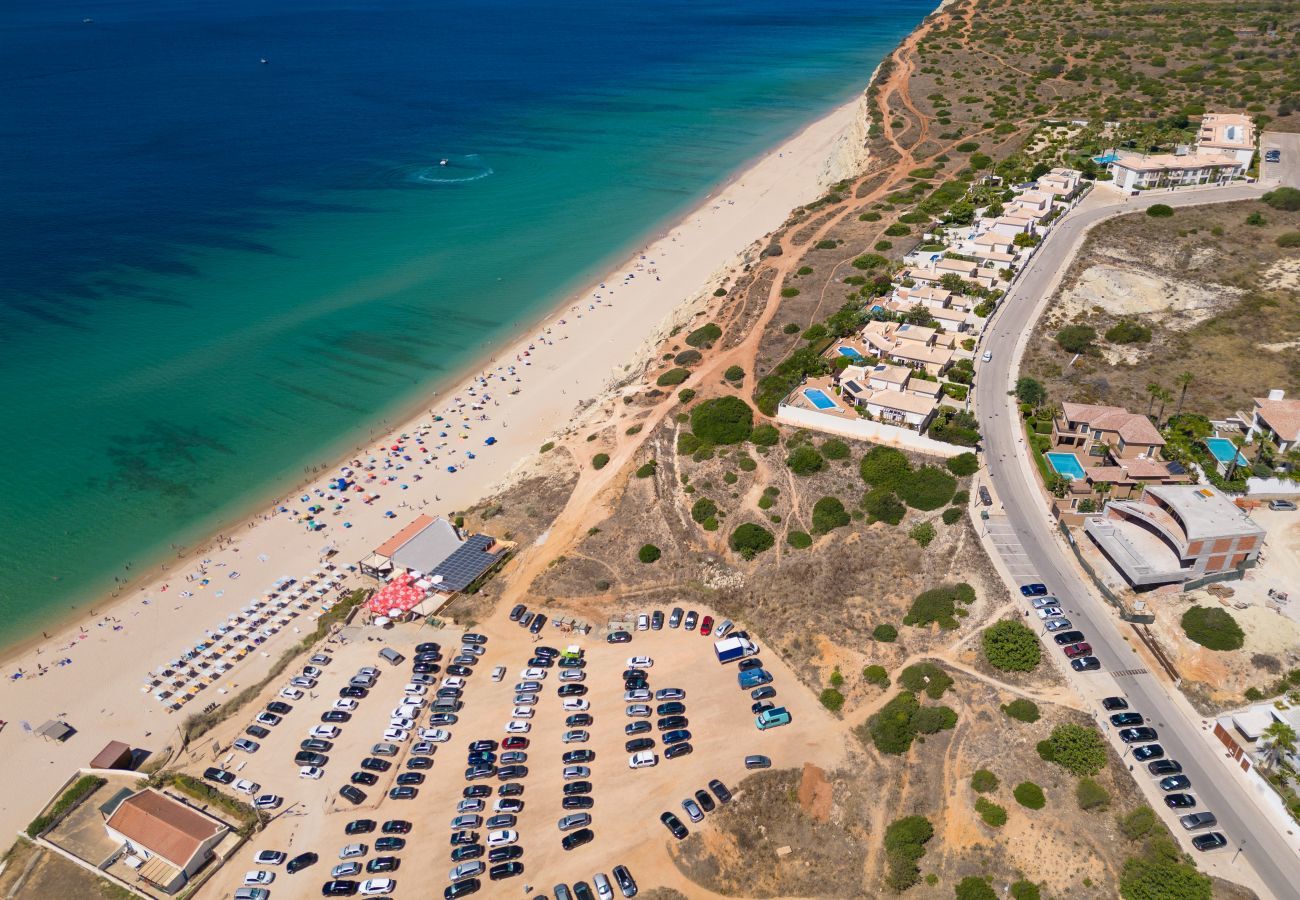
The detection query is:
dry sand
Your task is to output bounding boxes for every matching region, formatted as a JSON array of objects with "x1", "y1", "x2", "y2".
[{"x1": 0, "y1": 94, "x2": 867, "y2": 840}]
